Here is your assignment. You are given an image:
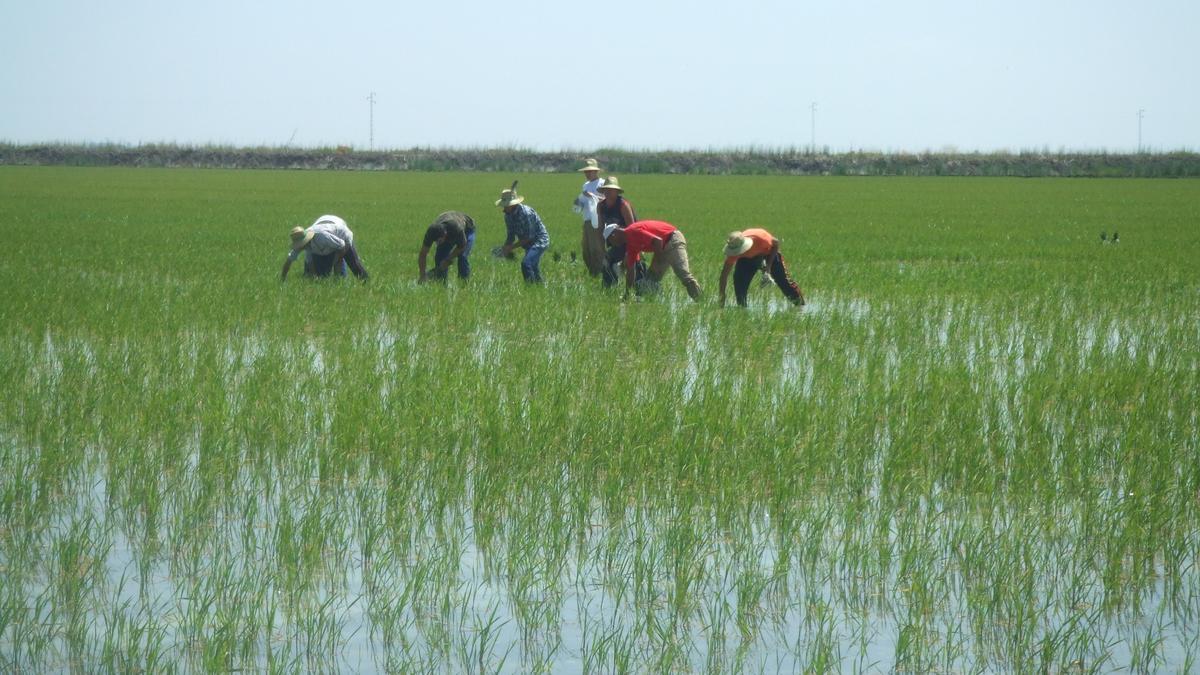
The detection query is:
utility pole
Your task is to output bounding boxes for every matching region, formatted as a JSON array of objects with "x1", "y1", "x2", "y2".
[
  {"x1": 1137, "y1": 108, "x2": 1144, "y2": 153},
  {"x1": 810, "y1": 101, "x2": 817, "y2": 153},
  {"x1": 368, "y1": 92, "x2": 377, "y2": 150}
]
